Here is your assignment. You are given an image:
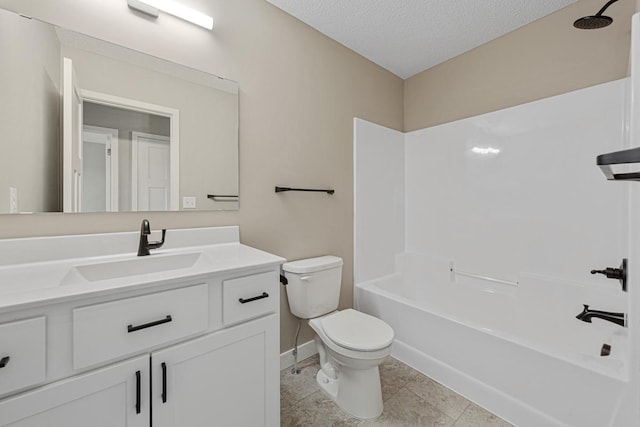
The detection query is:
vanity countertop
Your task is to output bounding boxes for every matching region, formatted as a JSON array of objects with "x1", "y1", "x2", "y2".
[{"x1": 0, "y1": 226, "x2": 285, "y2": 313}]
